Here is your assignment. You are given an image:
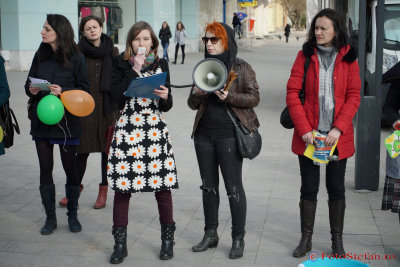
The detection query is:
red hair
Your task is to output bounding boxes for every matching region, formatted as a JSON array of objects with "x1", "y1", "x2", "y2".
[{"x1": 205, "y1": 22, "x2": 228, "y2": 51}]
